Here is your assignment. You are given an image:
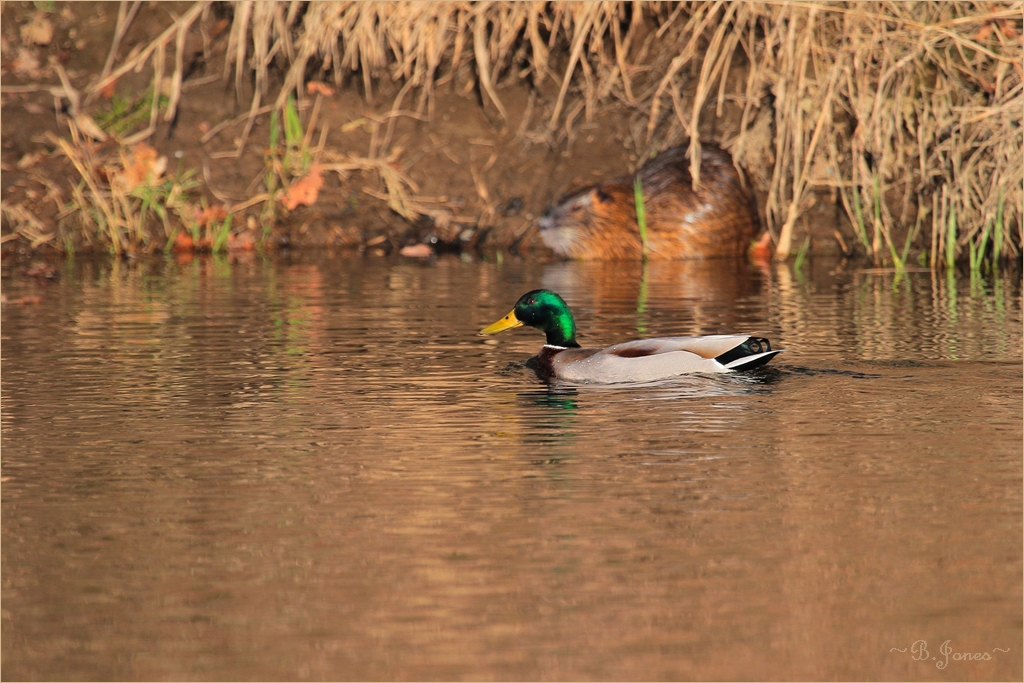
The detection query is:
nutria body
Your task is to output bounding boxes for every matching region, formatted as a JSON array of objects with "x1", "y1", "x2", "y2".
[{"x1": 538, "y1": 143, "x2": 759, "y2": 260}]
